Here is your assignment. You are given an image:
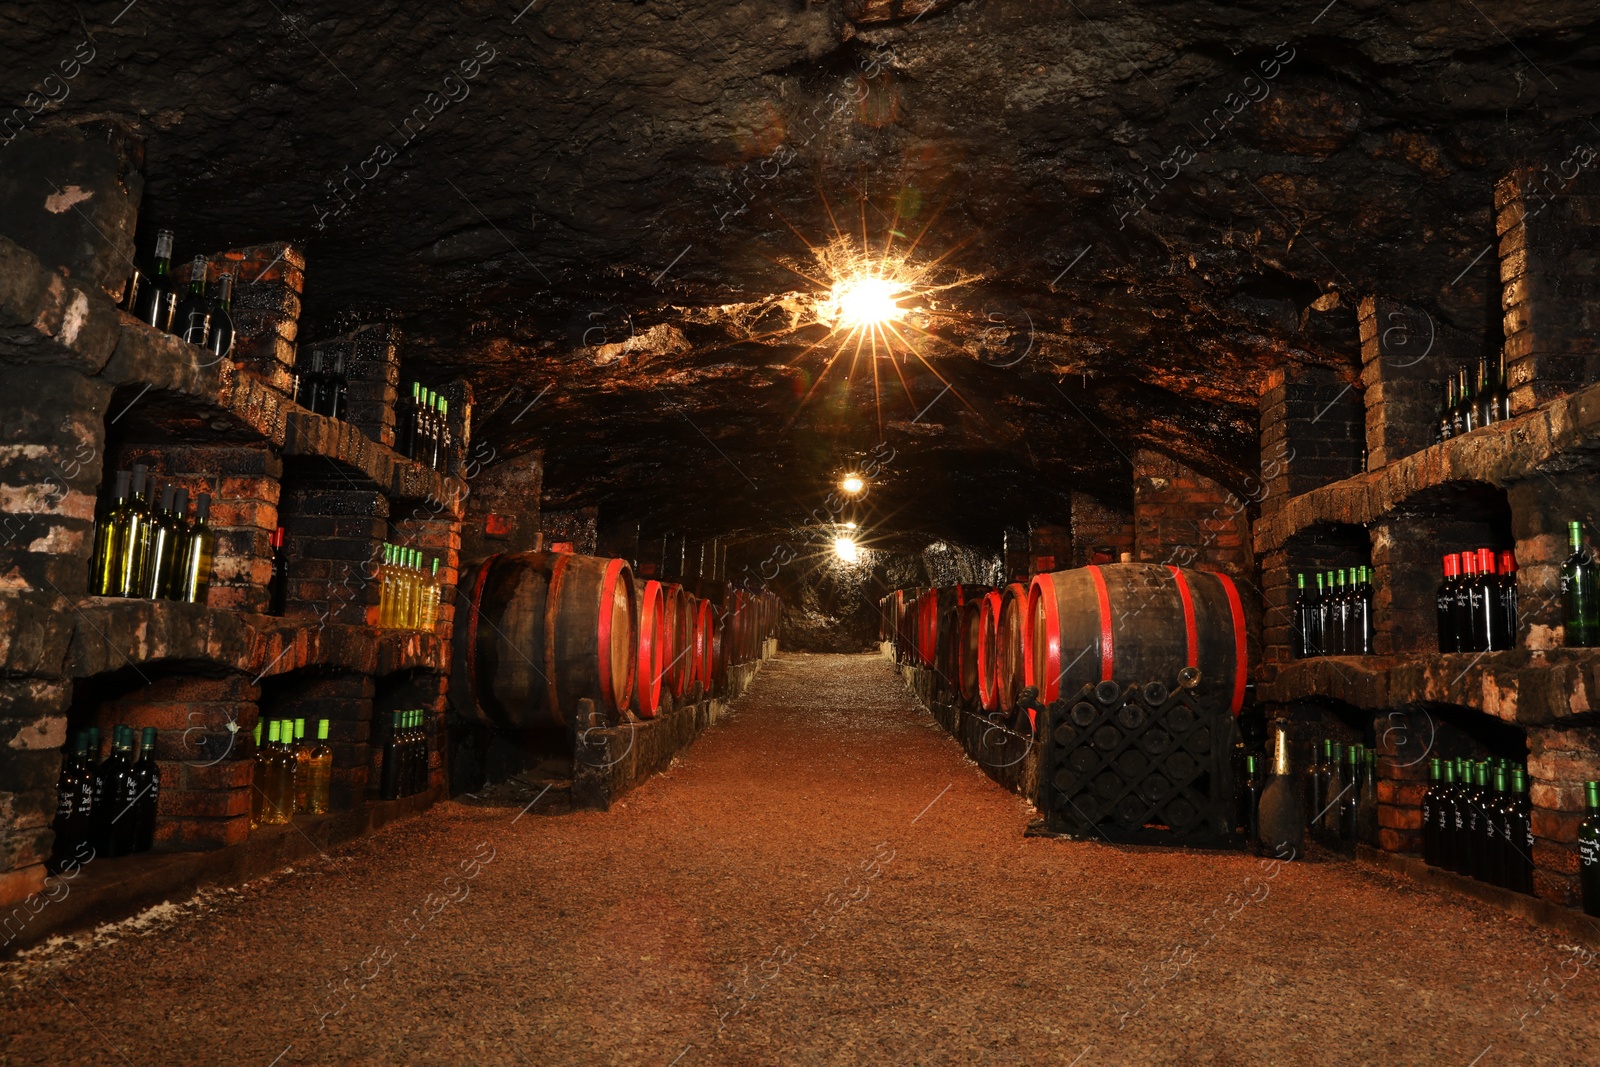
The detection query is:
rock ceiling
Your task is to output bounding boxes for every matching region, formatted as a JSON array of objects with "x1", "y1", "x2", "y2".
[{"x1": 7, "y1": 0, "x2": 1600, "y2": 551}]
